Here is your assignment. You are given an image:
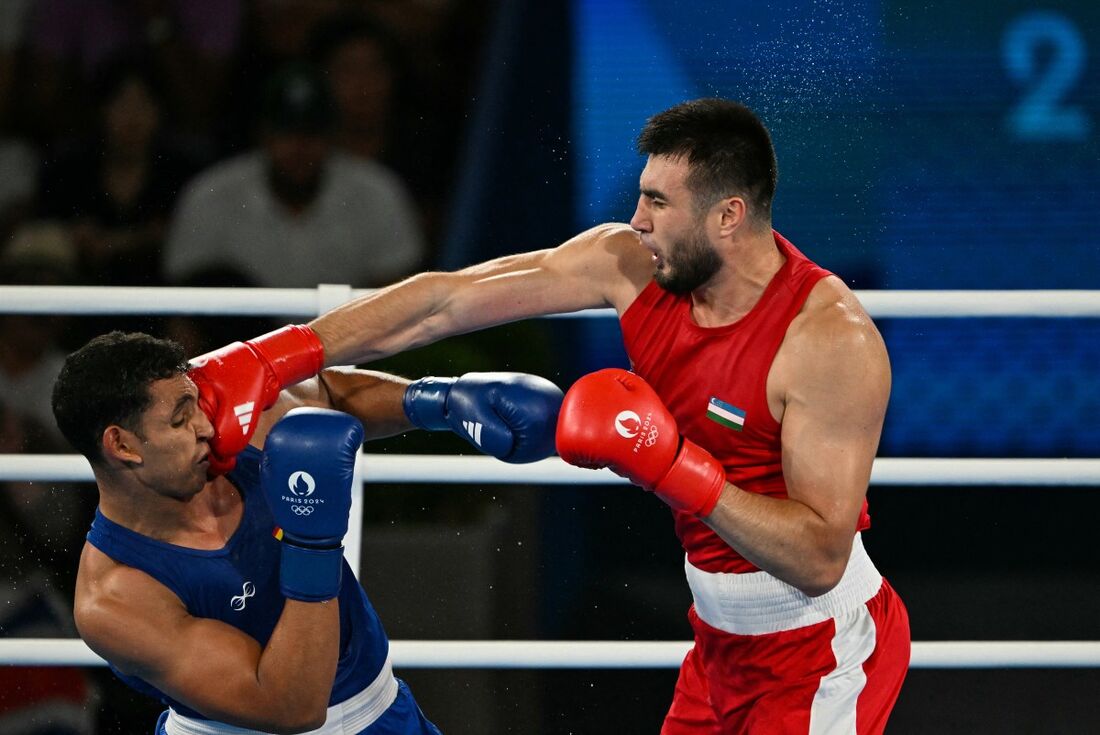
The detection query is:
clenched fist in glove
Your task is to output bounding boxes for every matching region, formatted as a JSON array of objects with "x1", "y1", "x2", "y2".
[
  {"x1": 261, "y1": 408, "x2": 363, "y2": 602},
  {"x1": 189, "y1": 325, "x2": 325, "y2": 475},
  {"x1": 403, "y1": 372, "x2": 563, "y2": 463},
  {"x1": 556, "y1": 368, "x2": 726, "y2": 516}
]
